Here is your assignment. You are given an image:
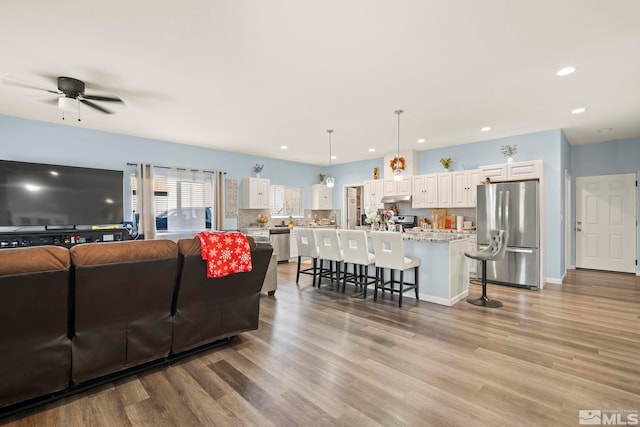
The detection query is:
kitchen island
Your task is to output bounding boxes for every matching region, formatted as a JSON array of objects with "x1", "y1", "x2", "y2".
[
  {"x1": 402, "y1": 232, "x2": 470, "y2": 306},
  {"x1": 370, "y1": 231, "x2": 470, "y2": 306}
]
